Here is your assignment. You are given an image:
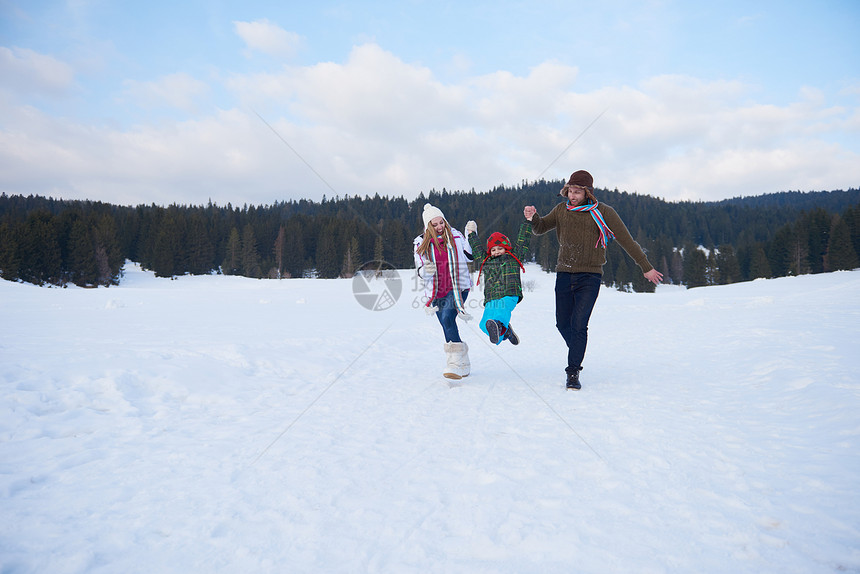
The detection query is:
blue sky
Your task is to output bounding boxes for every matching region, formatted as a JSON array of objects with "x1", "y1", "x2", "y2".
[{"x1": 1, "y1": 0, "x2": 858, "y2": 207}]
